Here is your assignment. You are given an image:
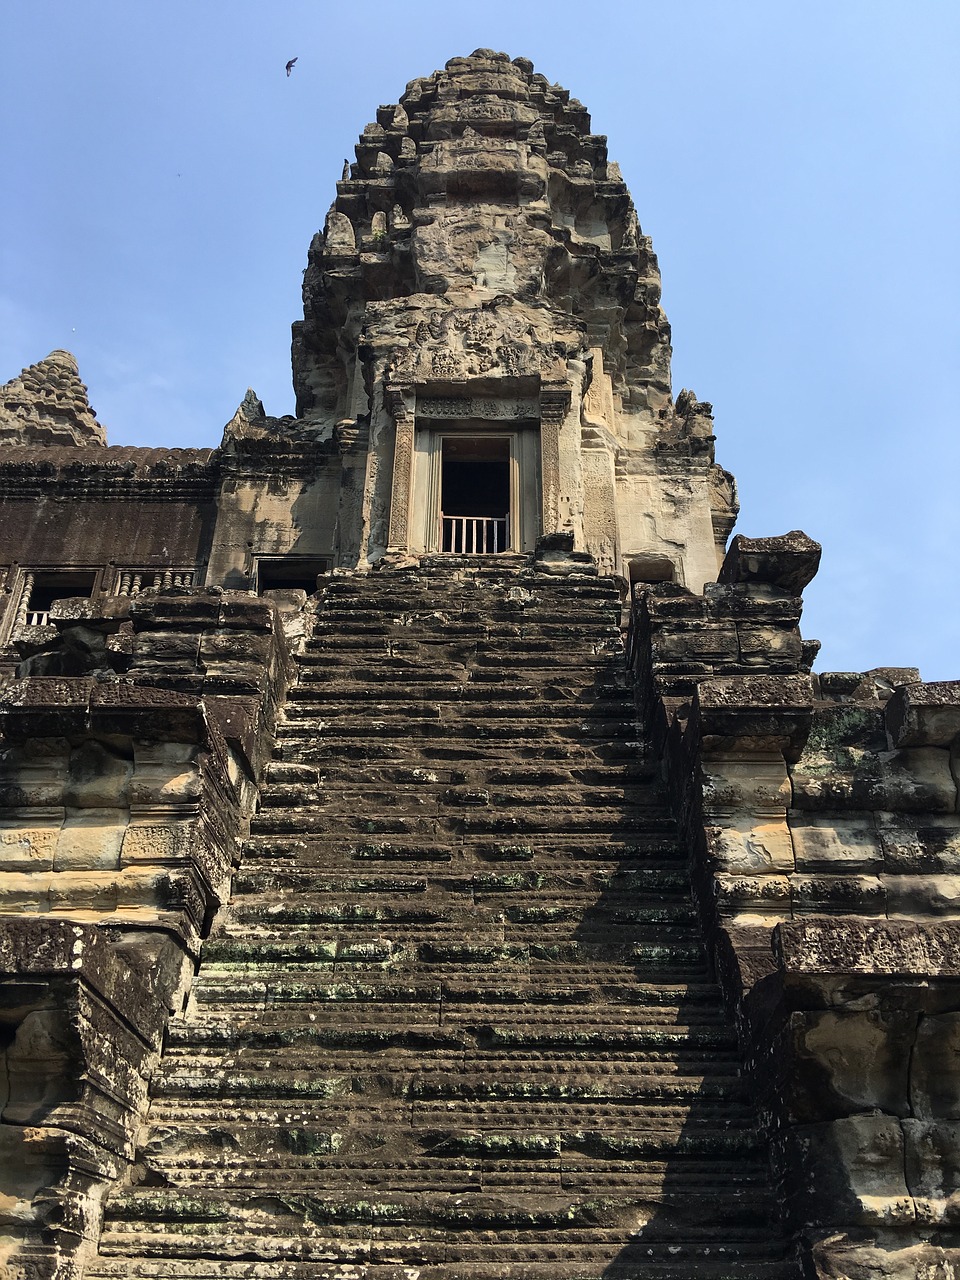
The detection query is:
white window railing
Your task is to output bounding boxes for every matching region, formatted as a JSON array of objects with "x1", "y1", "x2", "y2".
[{"x1": 441, "y1": 514, "x2": 509, "y2": 554}]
